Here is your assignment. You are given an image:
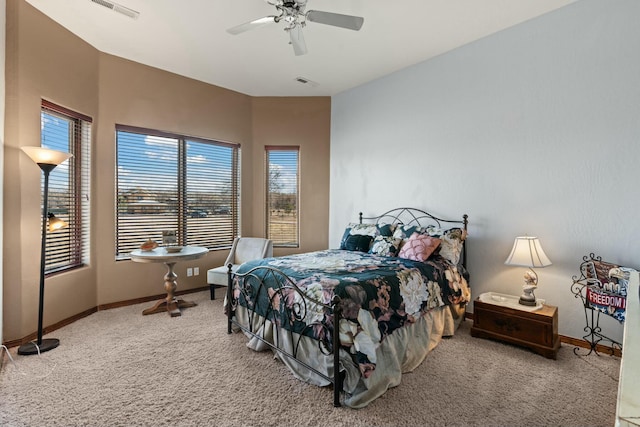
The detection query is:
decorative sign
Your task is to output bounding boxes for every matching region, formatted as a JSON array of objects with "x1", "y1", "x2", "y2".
[
  {"x1": 586, "y1": 287, "x2": 626, "y2": 320},
  {"x1": 584, "y1": 260, "x2": 630, "y2": 323}
]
